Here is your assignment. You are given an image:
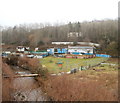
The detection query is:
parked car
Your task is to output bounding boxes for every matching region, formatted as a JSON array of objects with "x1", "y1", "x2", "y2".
[
  {"x1": 1, "y1": 53, "x2": 8, "y2": 57},
  {"x1": 34, "y1": 55, "x2": 43, "y2": 58},
  {"x1": 26, "y1": 54, "x2": 34, "y2": 58}
]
